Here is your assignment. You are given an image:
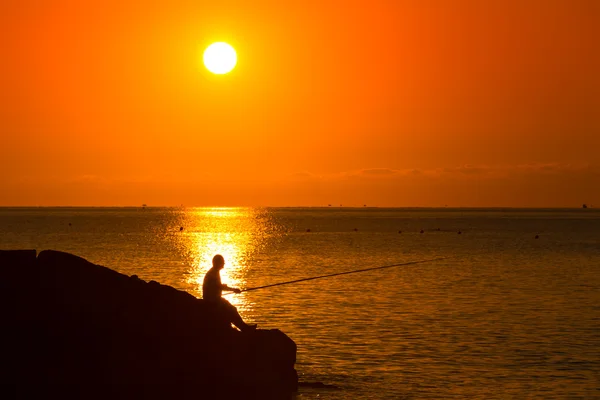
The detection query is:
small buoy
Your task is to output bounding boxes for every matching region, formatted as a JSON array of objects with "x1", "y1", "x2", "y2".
[
  {"x1": 353, "y1": 228, "x2": 358, "y2": 232},
  {"x1": 398, "y1": 230, "x2": 402, "y2": 234},
  {"x1": 68, "y1": 223, "x2": 72, "y2": 226},
  {"x1": 420, "y1": 229, "x2": 424, "y2": 234},
  {"x1": 436, "y1": 228, "x2": 441, "y2": 231},
  {"x1": 180, "y1": 227, "x2": 184, "y2": 231},
  {"x1": 458, "y1": 231, "x2": 462, "y2": 235},
  {"x1": 535, "y1": 235, "x2": 539, "y2": 239},
  {"x1": 306, "y1": 228, "x2": 311, "y2": 232}
]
